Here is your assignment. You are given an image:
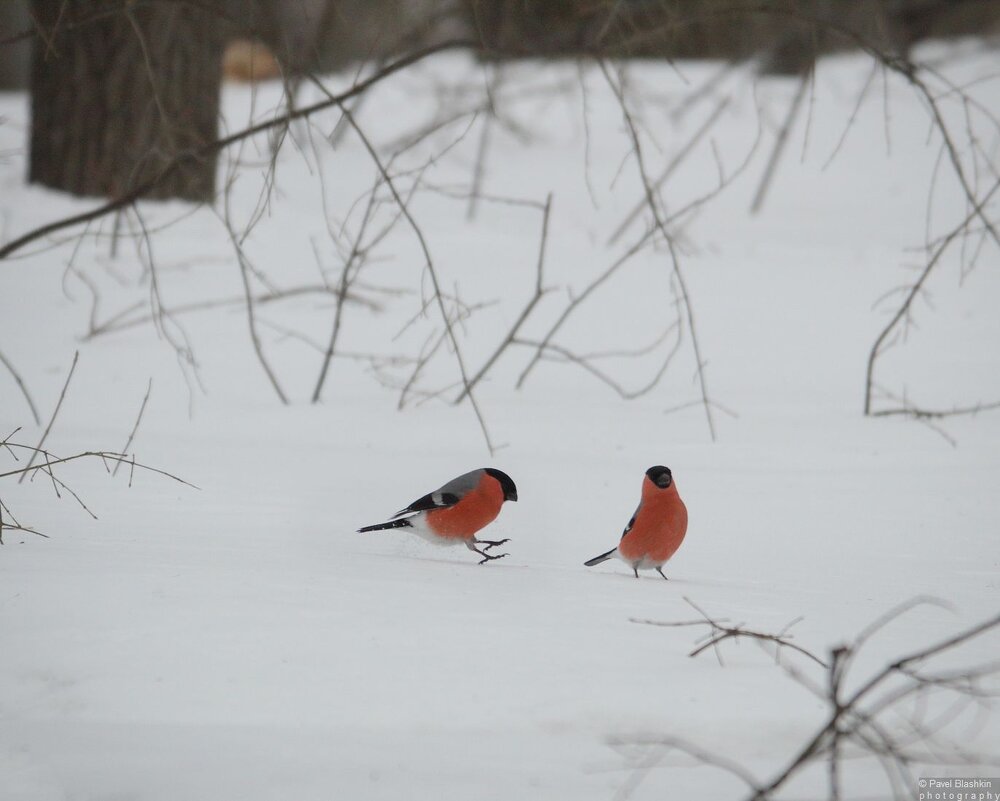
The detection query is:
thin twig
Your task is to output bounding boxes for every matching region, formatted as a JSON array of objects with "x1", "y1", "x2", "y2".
[
  {"x1": 338, "y1": 107, "x2": 497, "y2": 454},
  {"x1": 599, "y1": 60, "x2": 716, "y2": 440},
  {"x1": 0, "y1": 347, "x2": 41, "y2": 425},
  {"x1": 456, "y1": 193, "x2": 553, "y2": 402},
  {"x1": 17, "y1": 351, "x2": 79, "y2": 485},
  {"x1": 608, "y1": 95, "x2": 731, "y2": 246},
  {"x1": 865, "y1": 176, "x2": 1000, "y2": 415},
  {"x1": 311, "y1": 174, "x2": 382, "y2": 403},
  {"x1": 217, "y1": 193, "x2": 289, "y2": 404},
  {"x1": 112, "y1": 378, "x2": 152, "y2": 477},
  {"x1": 631, "y1": 597, "x2": 828, "y2": 668},
  {"x1": 750, "y1": 68, "x2": 809, "y2": 214},
  {"x1": 2, "y1": 443, "x2": 198, "y2": 489},
  {"x1": 0, "y1": 39, "x2": 480, "y2": 261}
]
